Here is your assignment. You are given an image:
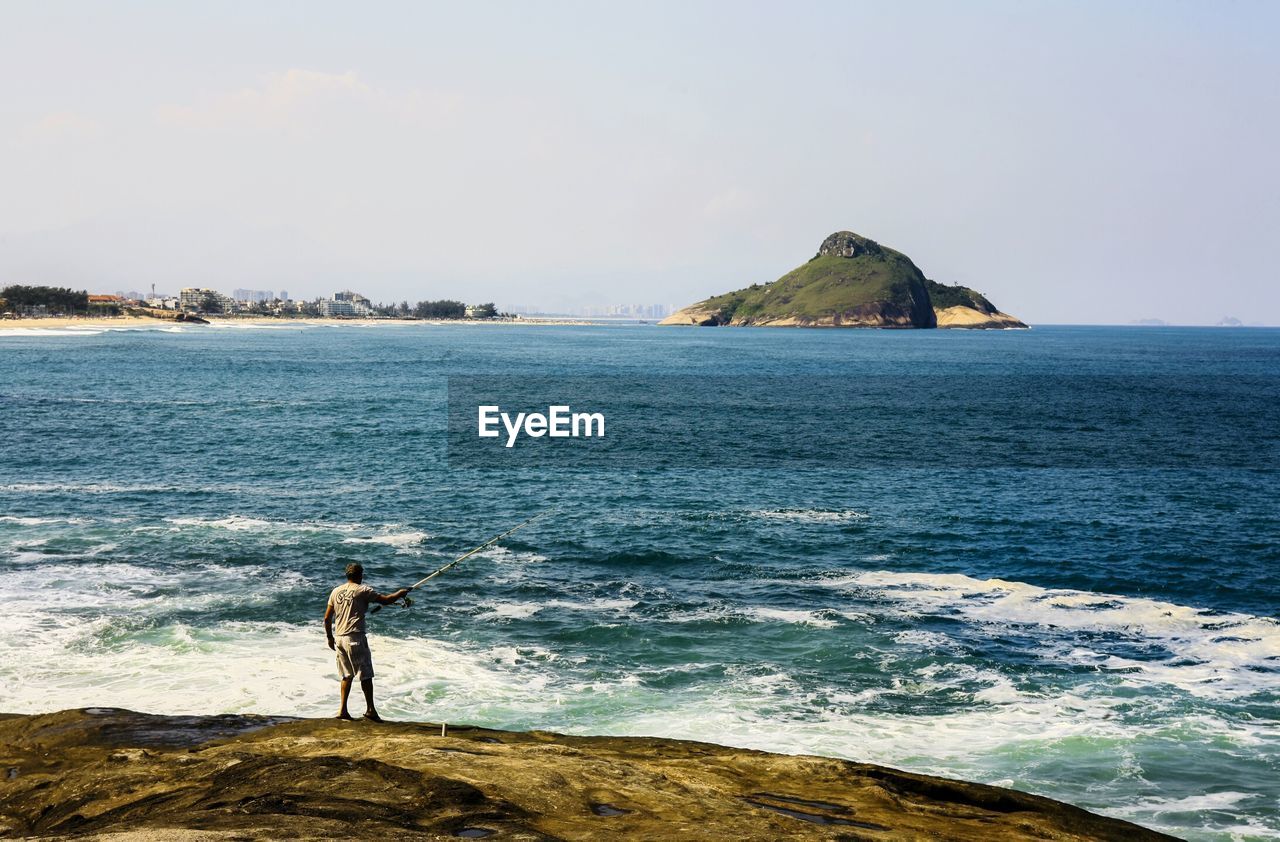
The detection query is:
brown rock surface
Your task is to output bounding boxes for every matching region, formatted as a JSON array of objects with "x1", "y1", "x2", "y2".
[{"x1": 0, "y1": 709, "x2": 1171, "y2": 841}]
